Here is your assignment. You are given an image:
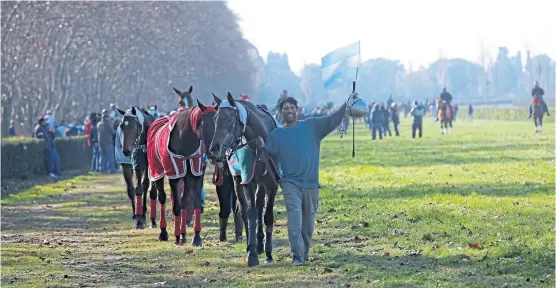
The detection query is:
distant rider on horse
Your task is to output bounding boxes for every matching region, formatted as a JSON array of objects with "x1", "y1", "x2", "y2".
[
  {"x1": 436, "y1": 87, "x2": 453, "y2": 121},
  {"x1": 529, "y1": 81, "x2": 550, "y2": 118}
]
